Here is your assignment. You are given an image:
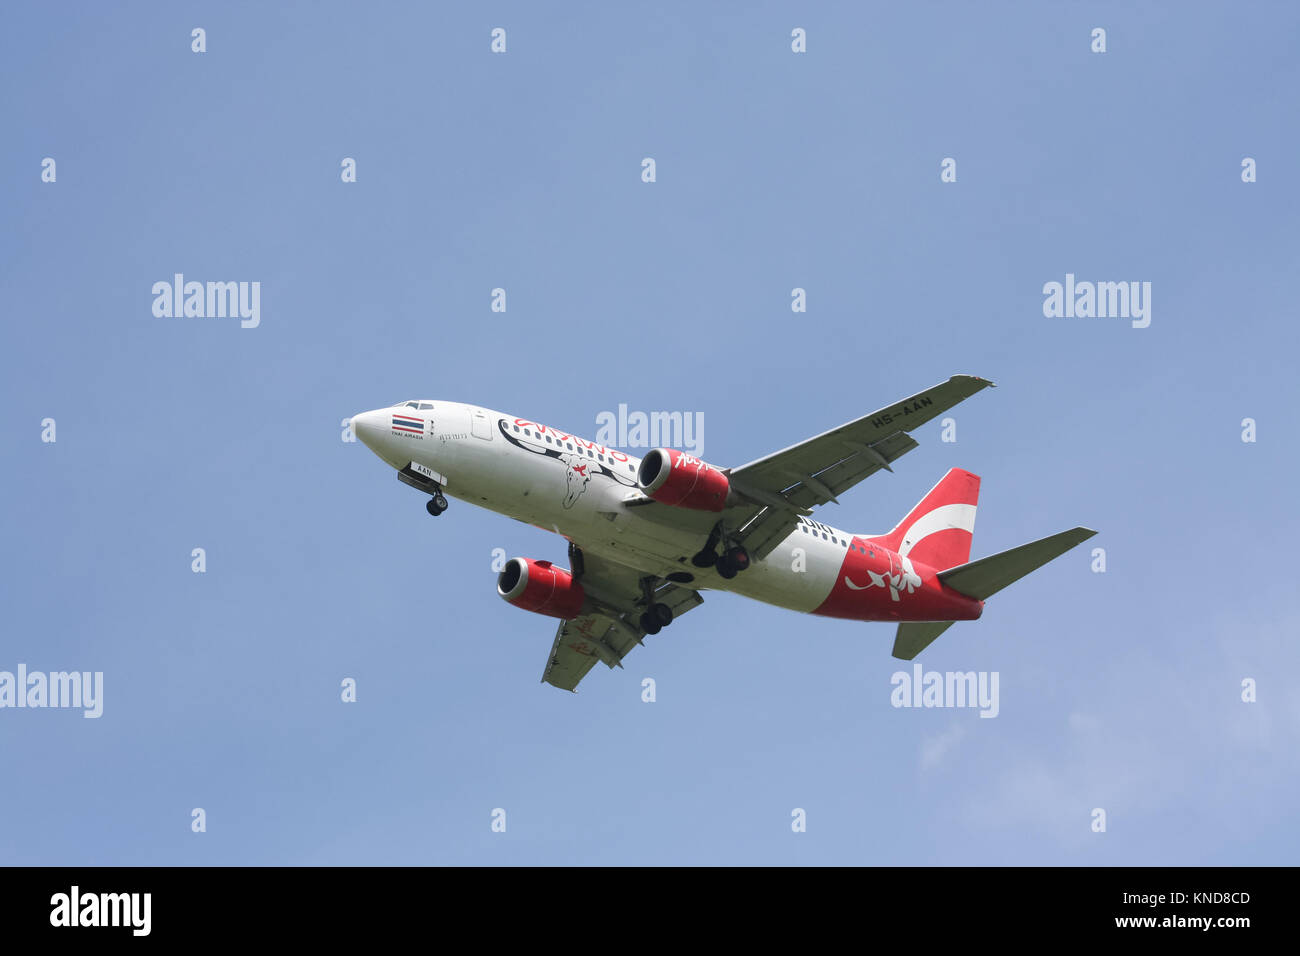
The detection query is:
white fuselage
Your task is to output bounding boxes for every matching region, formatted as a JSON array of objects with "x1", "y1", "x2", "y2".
[{"x1": 351, "y1": 400, "x2": 867, "y2": 614}]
